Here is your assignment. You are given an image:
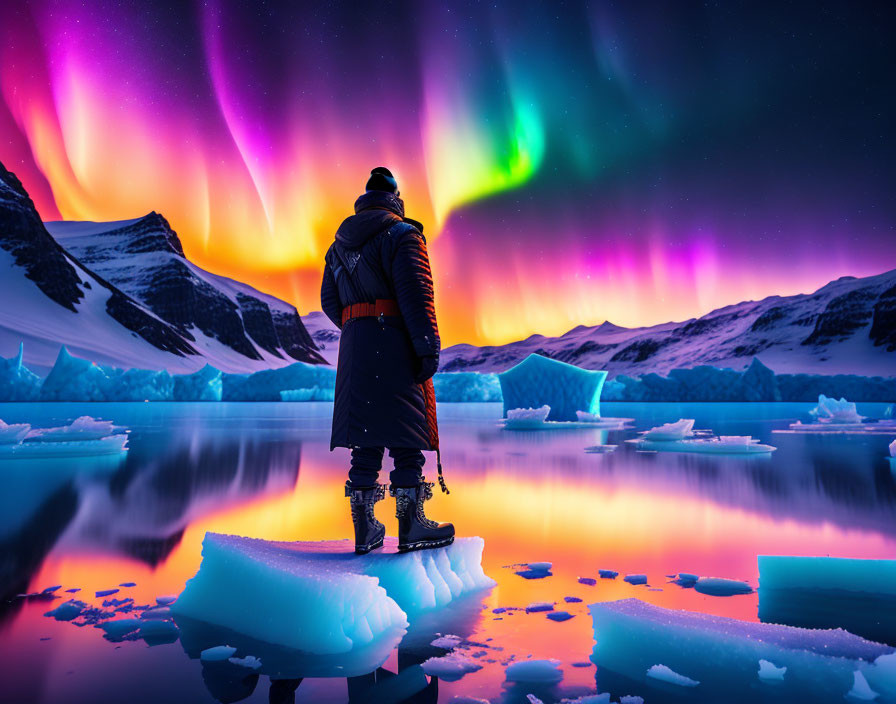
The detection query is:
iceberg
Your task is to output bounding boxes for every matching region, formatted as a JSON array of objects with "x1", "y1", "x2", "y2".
[
  {"x1": 222, "y1": 362, "x2": 336, "y2": 401},
  {"x1": 433, "y1": 372, "x2": 502, "y2": 402},
  {"x1": 172, "y1": 533, "x2": 495, "y2": 655},
  {"x1": 0, "y1": 419, "x2": 31, "y2": 445},
  {"x1": 810, "y1": 394, "x2": 865, "y2": 424},
  {"x1": 0, "y1": 344, "x2": 41, "y2": 401},
  {"x1": 498, "y1": 354, "x2": 607, "y2": 422},
  {"x1": 173, "y1": 364, "x2": 223, "y2": 401},
  {"x1": 590, "y1": 598, "x2": 896, "y2": 703},
  {"x1": 758, "y1": 556, "x2": 896, "y2": 645},
  {"x1": 279, "y1": 386, "x2": 335, "y2": 401},
  {"x1": 642, "y1": 419, "x2": 695, "y2": 441}
]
